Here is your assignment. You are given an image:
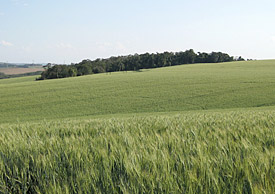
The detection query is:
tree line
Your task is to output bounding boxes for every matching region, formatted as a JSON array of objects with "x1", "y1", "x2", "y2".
[{"x1": 37, "y1": 50, "x2": 244, "y2": 80}]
